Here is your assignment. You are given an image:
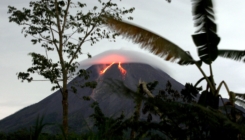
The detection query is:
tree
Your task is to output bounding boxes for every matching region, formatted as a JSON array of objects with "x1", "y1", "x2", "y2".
[
  {"x1": 139, "y1": 81, "x2": 245, "y2": 139},
  {"x1": 98, "y1": 80, "x2": 245, "y2": 139},
  {"x1": 104, "y1": 0, "x2": 245, "y2": 109},
  {"x1": 8, "y1": 0, "x2": 134, "y2": 136}
]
